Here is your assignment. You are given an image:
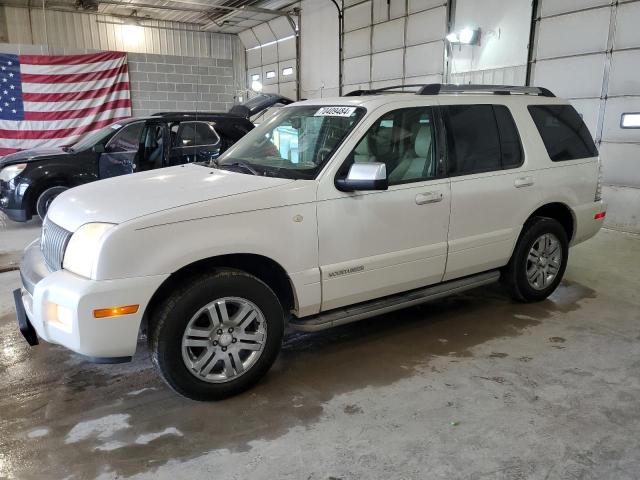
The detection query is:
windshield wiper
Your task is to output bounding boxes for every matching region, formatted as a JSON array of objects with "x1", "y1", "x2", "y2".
[{"x1": 217, "y1": 160, "x2": 259, "y2": 176}]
